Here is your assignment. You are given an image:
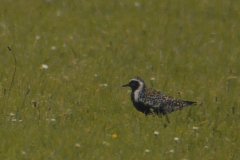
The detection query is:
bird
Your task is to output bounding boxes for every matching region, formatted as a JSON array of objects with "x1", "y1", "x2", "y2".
[{"x1": 122, "y1": 76, "x2": 196, "y2": 115}]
